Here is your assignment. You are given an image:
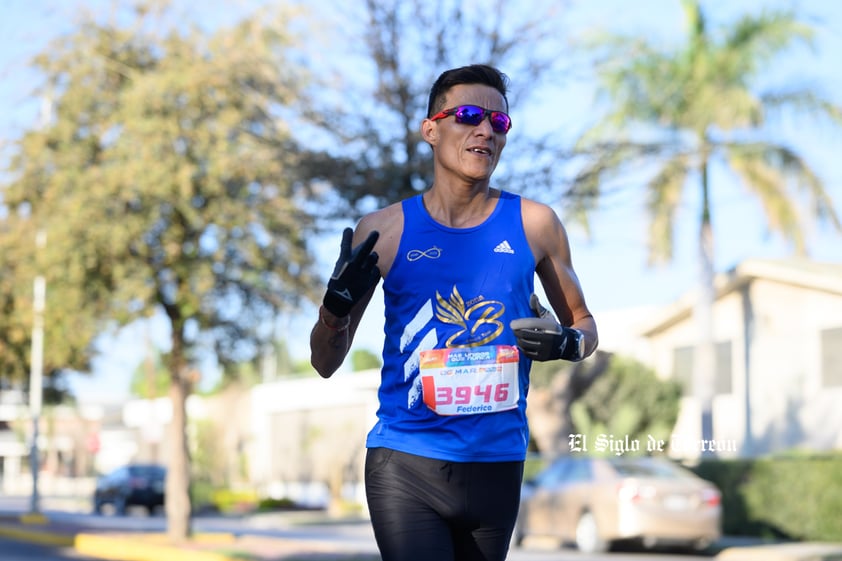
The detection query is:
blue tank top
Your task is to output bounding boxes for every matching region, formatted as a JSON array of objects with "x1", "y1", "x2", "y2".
[{"x1": 365, "y1": 191, "x2": 536, "y2": 462}]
